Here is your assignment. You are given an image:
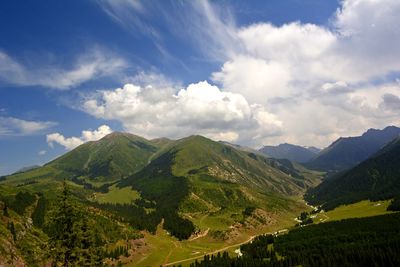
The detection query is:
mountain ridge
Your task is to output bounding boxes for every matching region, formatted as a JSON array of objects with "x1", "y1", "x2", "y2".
[
  {"x1": 306, "y1": 136, "x2": 400, "y2": 210},
  {"x1": 306, "y1": 125, "x2": 400, "y2": 171},
  {"x1": 259, "y1": 143, "x2": 318, "y2": 163}
]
